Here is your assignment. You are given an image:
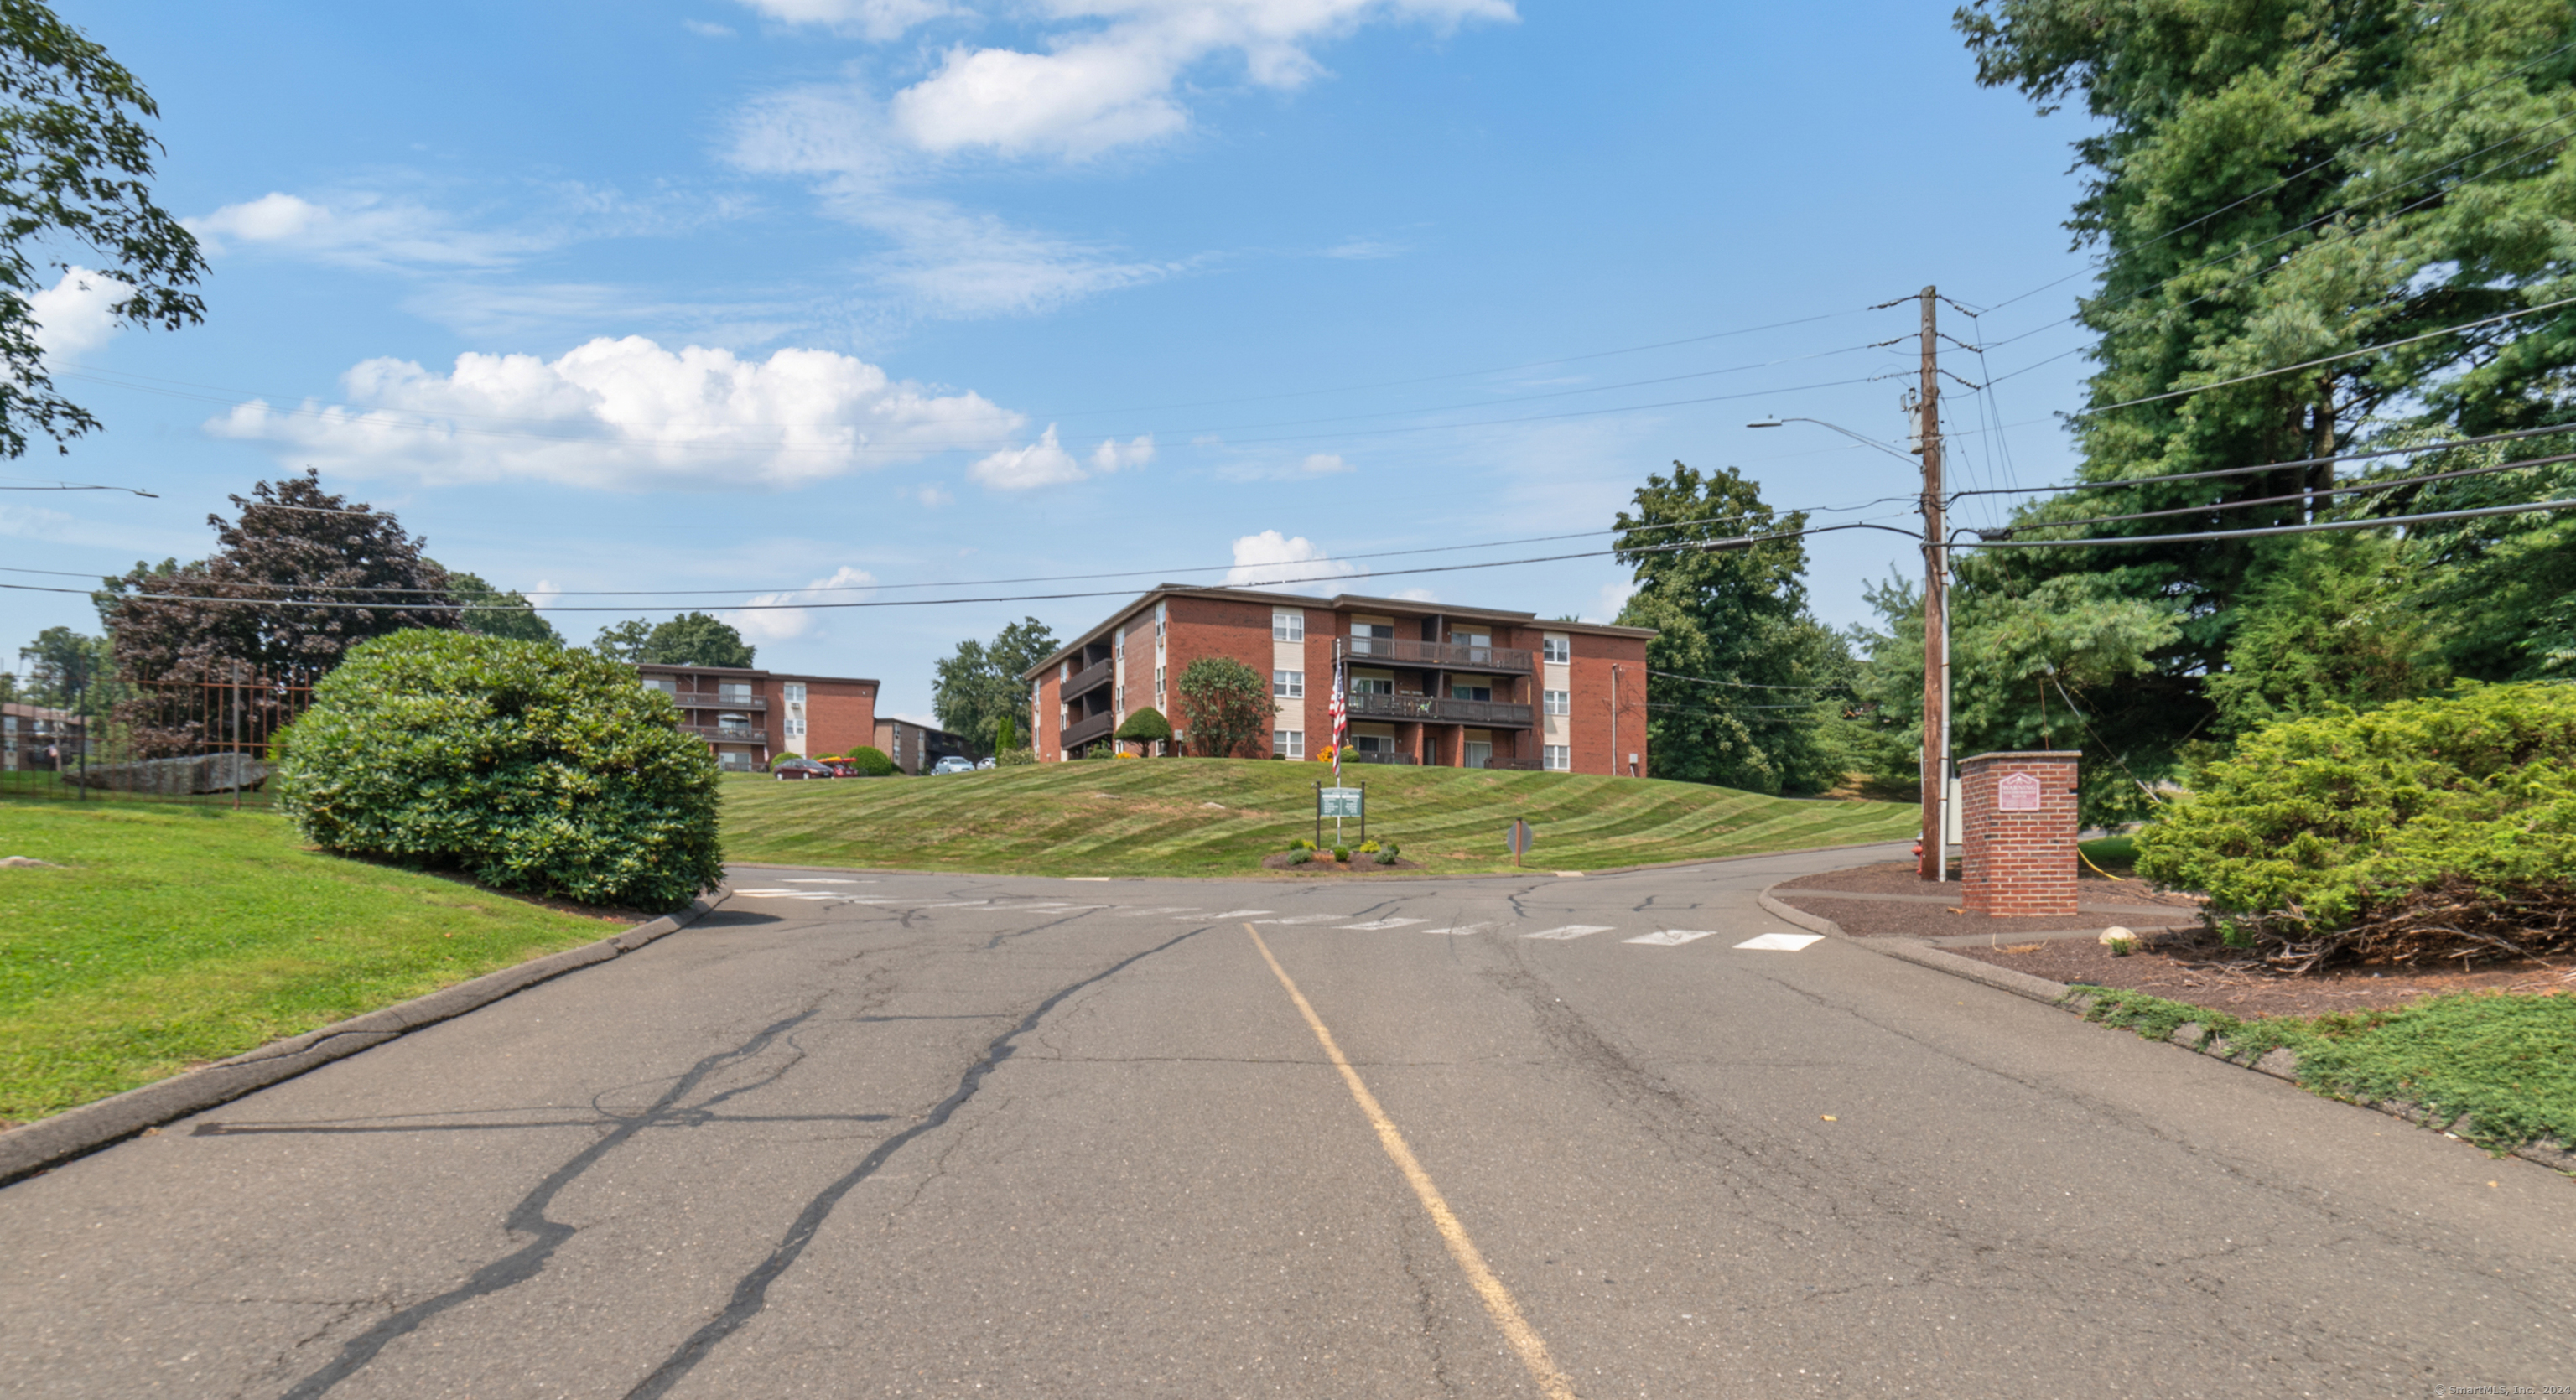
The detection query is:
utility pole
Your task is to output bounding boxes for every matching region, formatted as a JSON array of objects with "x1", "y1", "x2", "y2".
[{"x1": 1917, "y1": 286, "x2": 1948, "y2": 882}]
